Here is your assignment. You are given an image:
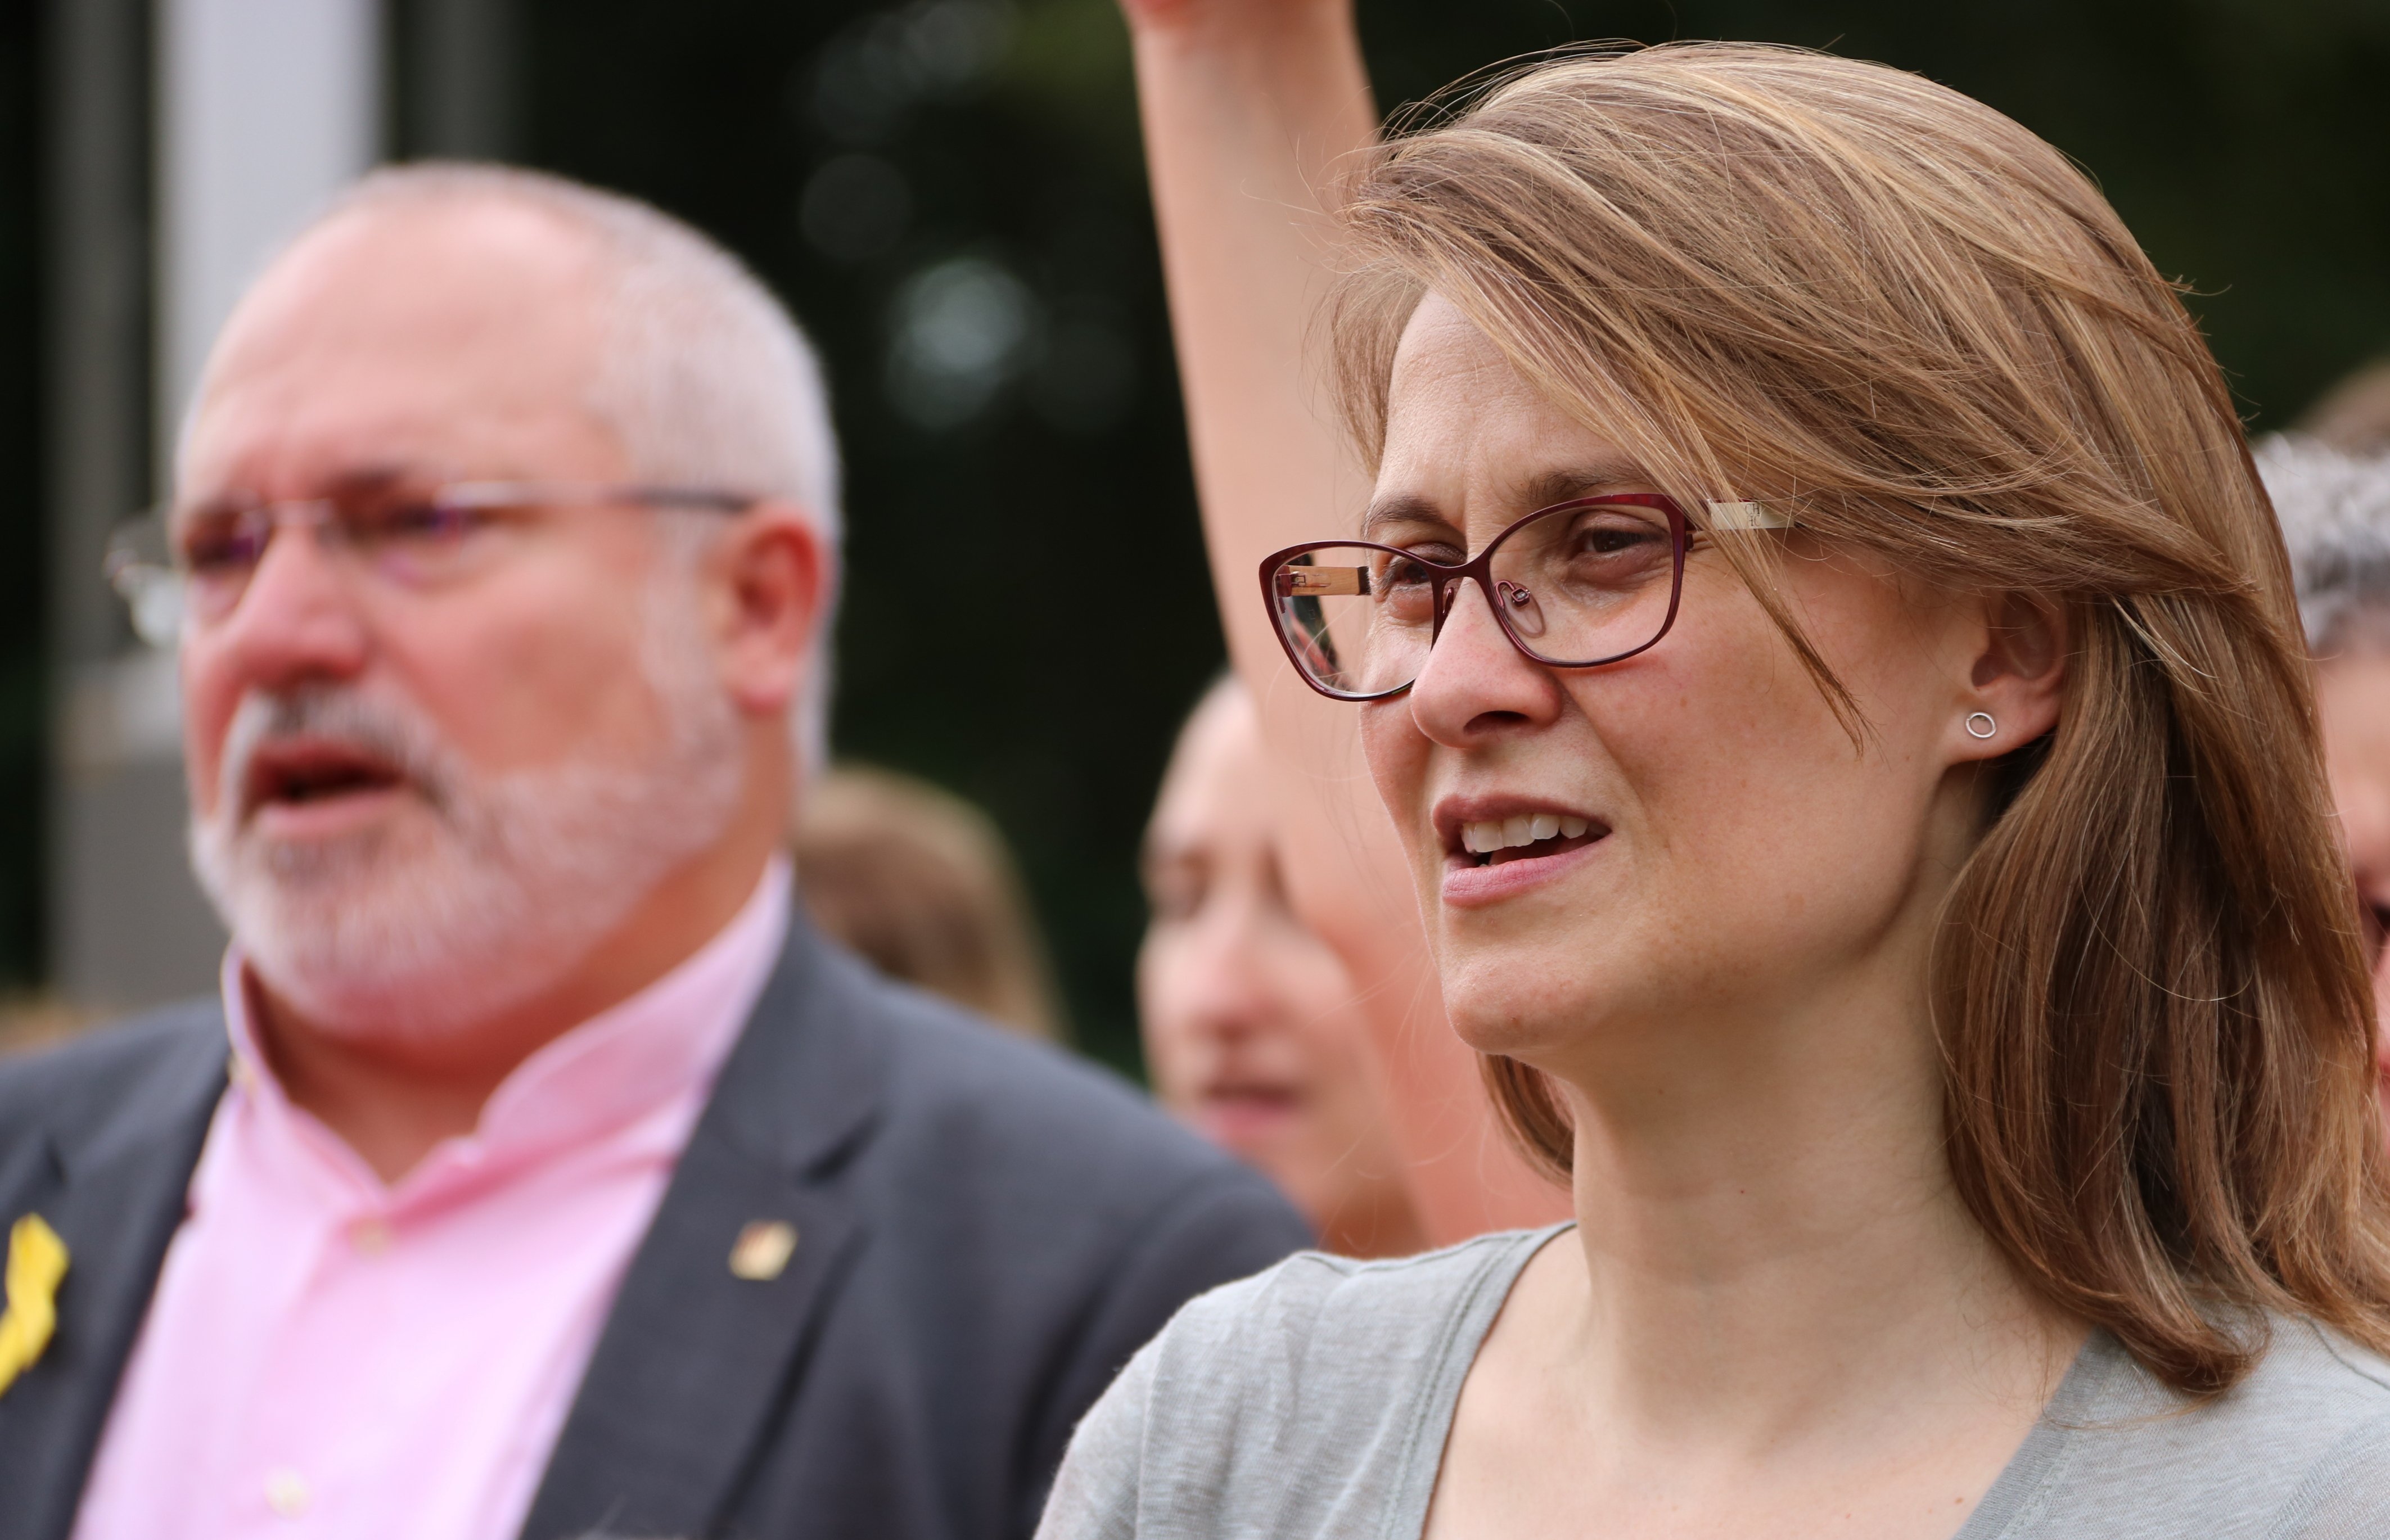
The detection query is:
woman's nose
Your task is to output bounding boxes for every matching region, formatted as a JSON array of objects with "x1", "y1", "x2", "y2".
[{"x1": 1408, "y1": 576, "x2": 1565, "y2": 746}]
